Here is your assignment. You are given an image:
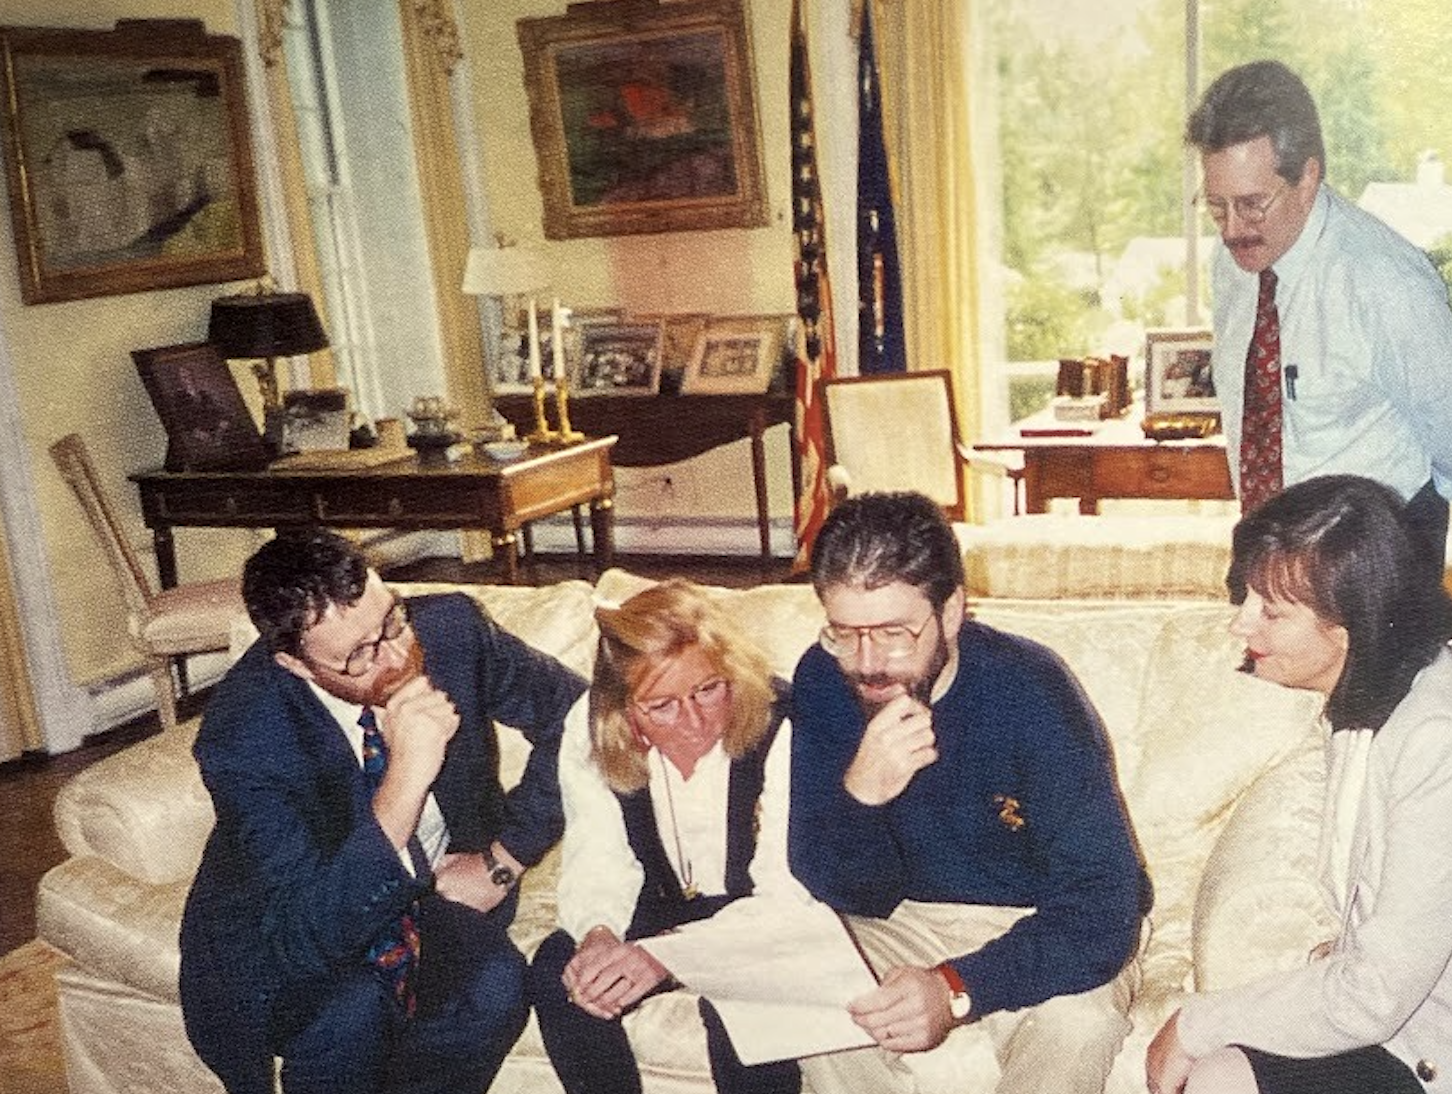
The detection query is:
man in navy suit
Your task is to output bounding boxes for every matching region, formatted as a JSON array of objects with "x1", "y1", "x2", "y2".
[{"x1": 179, "y1": 530, "x2": 586, "y2": 1094}]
